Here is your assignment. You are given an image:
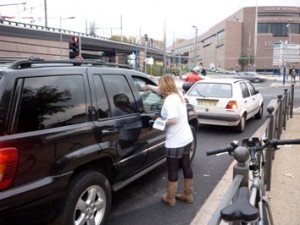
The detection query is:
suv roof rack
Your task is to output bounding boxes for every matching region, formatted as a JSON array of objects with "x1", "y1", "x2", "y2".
[
  {"x1": 8, "y1": 58, "x2": 132, "y2": 70},
  {"x1": 0, "y1": 56, "x2": 36, "y2": 64}
]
